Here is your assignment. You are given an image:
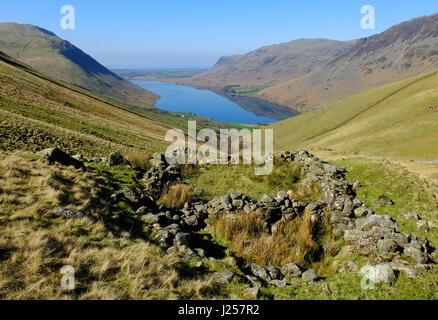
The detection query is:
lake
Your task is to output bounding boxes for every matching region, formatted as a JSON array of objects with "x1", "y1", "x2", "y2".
[{"x1": 132, "y1": 80, "x2": 297, "y2": 124}]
